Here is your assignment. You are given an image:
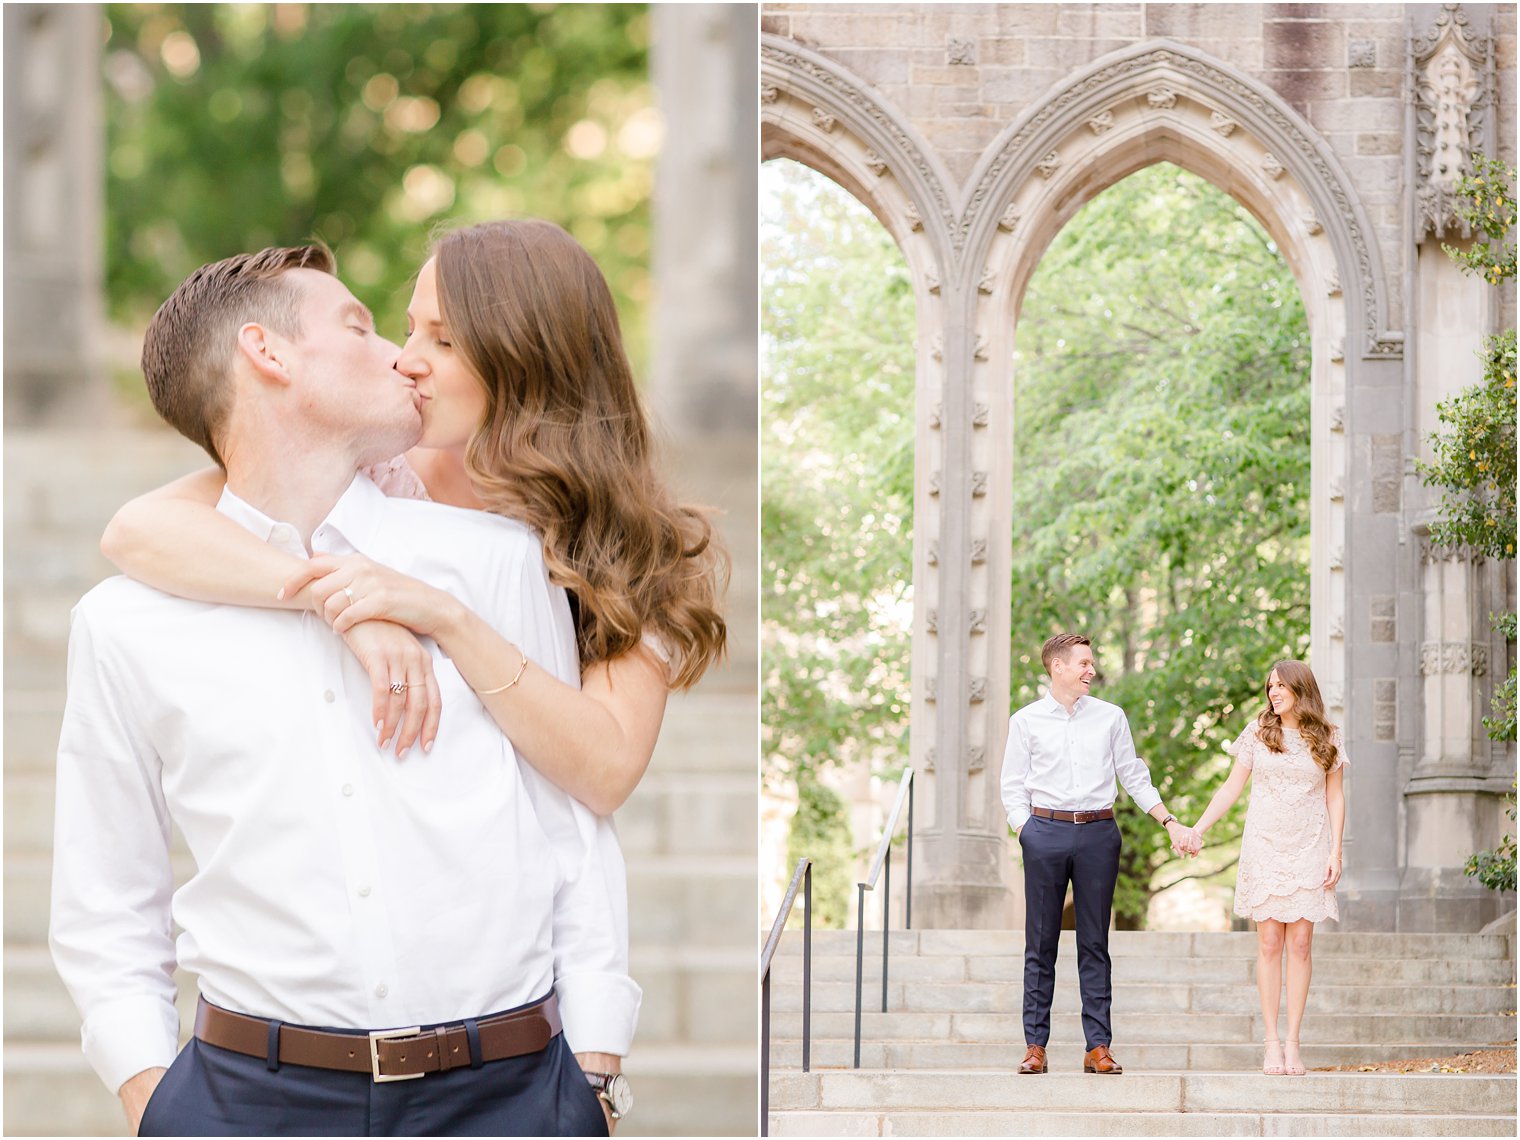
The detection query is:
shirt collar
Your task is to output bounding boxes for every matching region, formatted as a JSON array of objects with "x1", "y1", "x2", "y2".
[
  {"x1": 215, "y1": 473, "x2": 384, "y2": 558},
  {"x1": 1042, "y1": 691, "x2": 1087, "y2": 716}
]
